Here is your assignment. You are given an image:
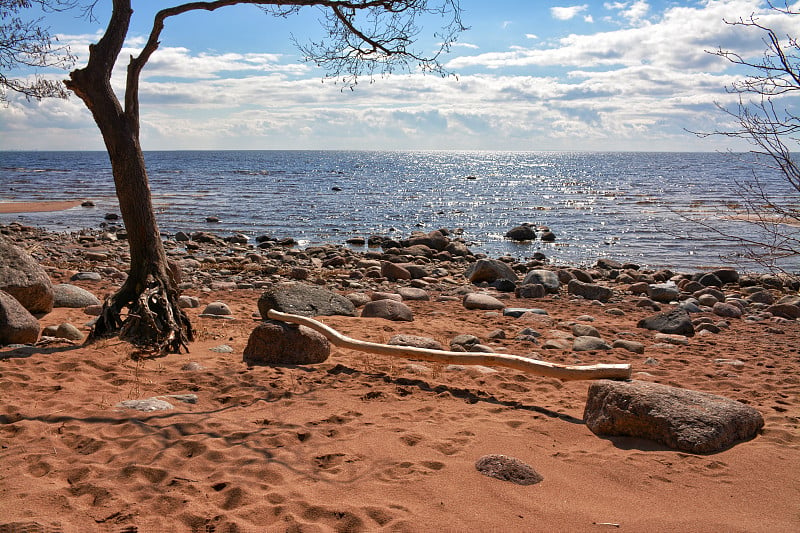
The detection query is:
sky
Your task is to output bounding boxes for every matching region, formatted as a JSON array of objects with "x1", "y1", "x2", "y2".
[{"x1": 0, "y1": 0, "x2": 797, "y2": 151}]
